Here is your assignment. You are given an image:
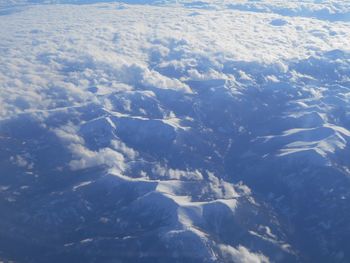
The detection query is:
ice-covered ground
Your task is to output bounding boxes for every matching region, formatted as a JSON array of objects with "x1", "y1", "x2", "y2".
[{"x1": 1, "y1": 1, "x2": 350, "y2": 262}]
